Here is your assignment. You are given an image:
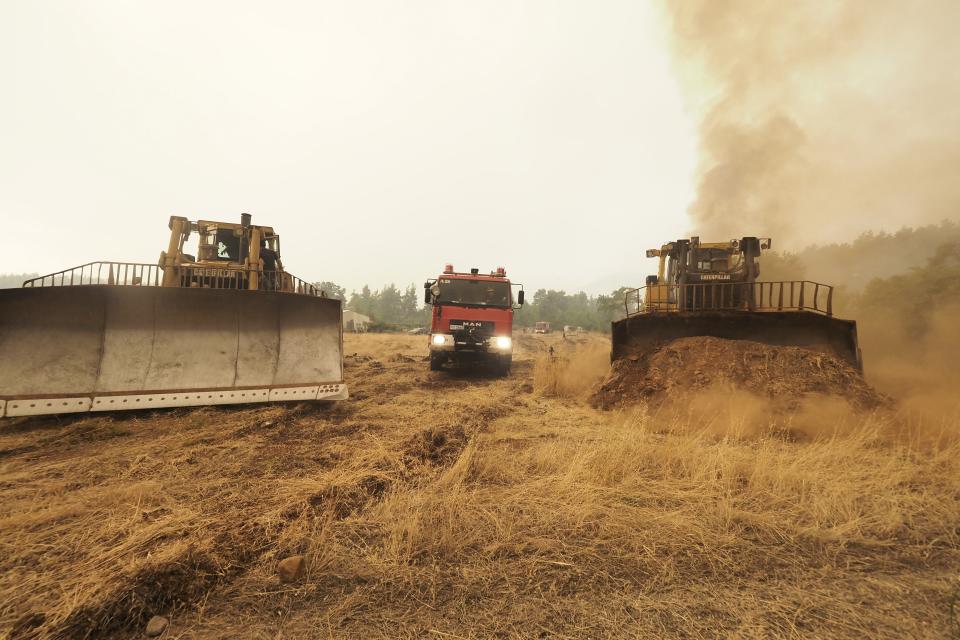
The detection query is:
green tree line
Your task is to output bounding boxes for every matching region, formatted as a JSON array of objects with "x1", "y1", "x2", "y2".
[
  {"x1": 514, "y1": 287, "x2": 634, "y2": 332},
  {"x1": 312, "y1": 282, "x2": 429, "y2": 330},
  {"x1": 316, "y1": 280, "x2": 634, "y2": 332}
]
